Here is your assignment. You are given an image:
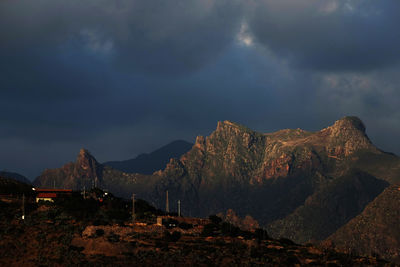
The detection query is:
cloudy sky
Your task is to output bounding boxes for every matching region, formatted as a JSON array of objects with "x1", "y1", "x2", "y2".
[{"x1": 1, "y1": 0, "x2": 400, "y2": 180}]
